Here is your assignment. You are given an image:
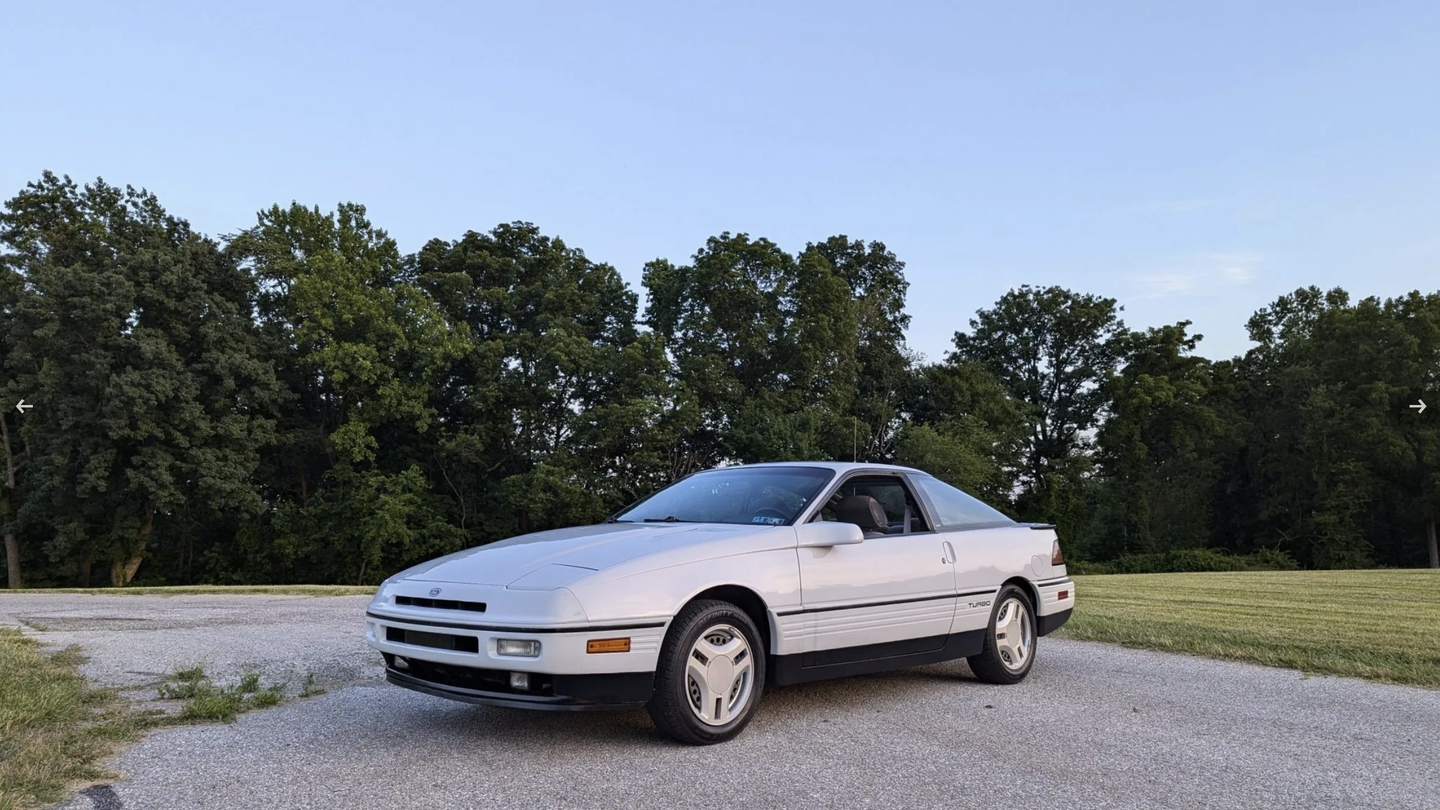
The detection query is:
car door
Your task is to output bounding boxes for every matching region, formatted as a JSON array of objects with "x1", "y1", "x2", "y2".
[
  {"x1": 908, "y1": 474, "x2": 1028, "y2": 636},
  {"x1": 794, "y1": 474, "x2": 957, "y2": 665}
]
